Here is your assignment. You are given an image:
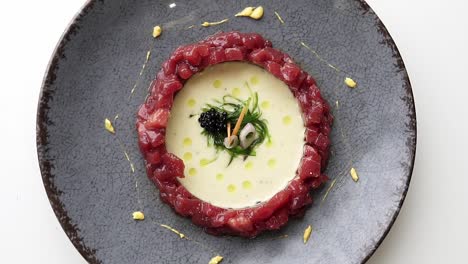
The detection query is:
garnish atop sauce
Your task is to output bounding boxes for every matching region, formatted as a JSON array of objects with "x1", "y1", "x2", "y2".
[
  {"x1": 344, "y1": 77, "x2": 357, "y2": 88},
  {"x1": 208, "y1": 255, "x2": 224, "y2": 264},
  {"x1": 350, "y1": 167, "x2": 359, "y2": 182},
  {"x1": 303, "y1": 225, "x2": 312, "y2": 244},
  {"x1": 152, "y1": 25, "x2": 162, "y2": 38},
  {"x1": 132, "y1": 211, "x2": 145, "y2": 220},
  {"x1": 198, "y1": 87, "x2": 270, "y2": 164},
  {"x1": 104, "y1": 118, "x2": 115, "y2": 134}
]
